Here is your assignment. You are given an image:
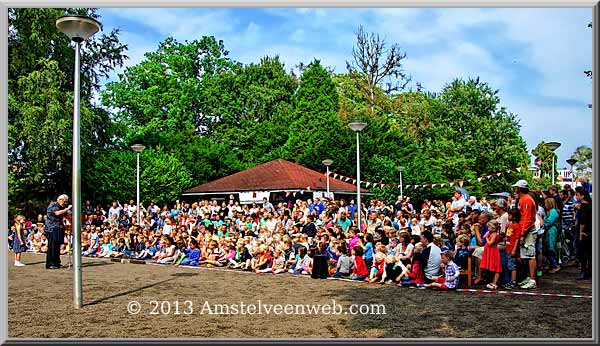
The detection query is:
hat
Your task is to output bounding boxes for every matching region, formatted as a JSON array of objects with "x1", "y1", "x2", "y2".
[
  {"x1": 512, "y1": 180, "x2": 529, "y2": 188},
  {"x1": 390, "y1": 238, "x2": 399, "y2": 244}
]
